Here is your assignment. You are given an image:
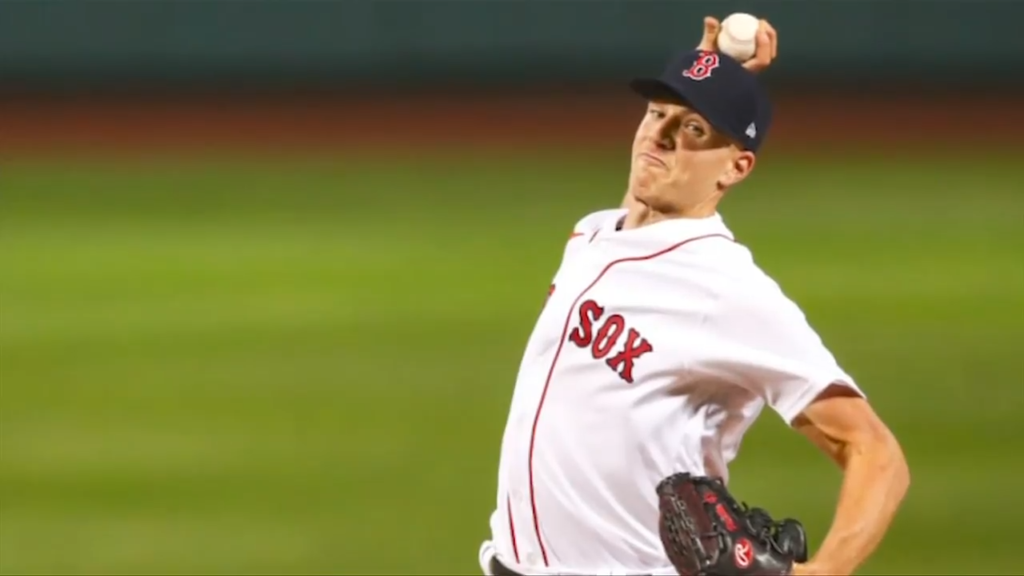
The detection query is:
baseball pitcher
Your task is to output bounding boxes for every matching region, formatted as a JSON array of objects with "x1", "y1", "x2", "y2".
[{"x1": 479, "y1": 16, "x2": 910, "y2": 576}]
